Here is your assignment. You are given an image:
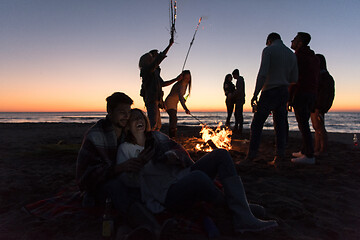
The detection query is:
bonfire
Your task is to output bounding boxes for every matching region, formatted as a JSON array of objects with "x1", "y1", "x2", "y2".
[{"x1": 195, "y1": 122, "x2": 232, "y2": 152}]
